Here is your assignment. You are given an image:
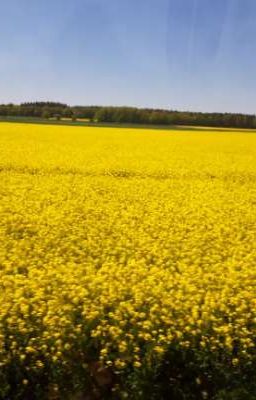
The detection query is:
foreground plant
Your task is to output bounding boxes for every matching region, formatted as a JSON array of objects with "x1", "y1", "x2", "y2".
[{"x1": 0, "y1": 123, "x2": 256, "y2": 399}]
